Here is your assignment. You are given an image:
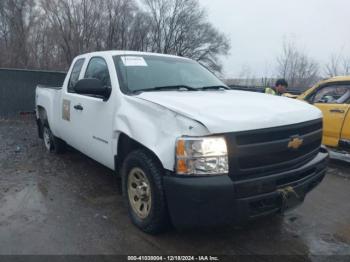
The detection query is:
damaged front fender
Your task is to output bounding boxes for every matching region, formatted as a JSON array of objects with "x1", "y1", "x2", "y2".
[{"x1": 112, "y1": 96, "x2": 210, "y2": 171}]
